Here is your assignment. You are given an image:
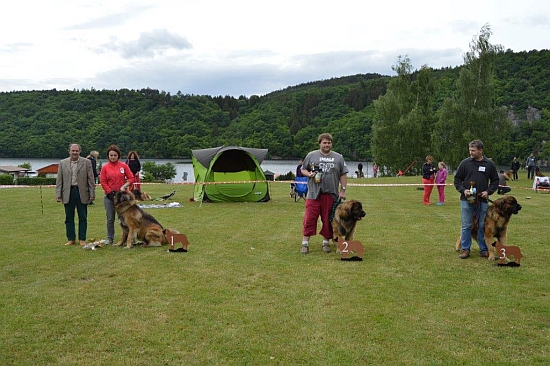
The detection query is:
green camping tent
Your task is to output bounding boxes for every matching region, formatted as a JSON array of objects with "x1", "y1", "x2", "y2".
[{"x1": 192, "y1": 146, "x2": 271, "y2": 202}]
